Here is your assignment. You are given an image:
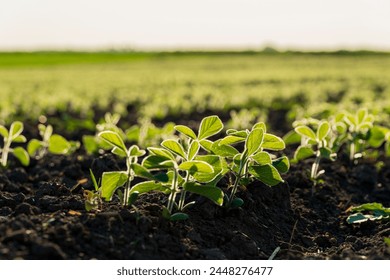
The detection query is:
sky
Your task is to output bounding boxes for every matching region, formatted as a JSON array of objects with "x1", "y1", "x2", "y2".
[{"x1": 1, "y1": 0, "x2": 390, "y2": 50}]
